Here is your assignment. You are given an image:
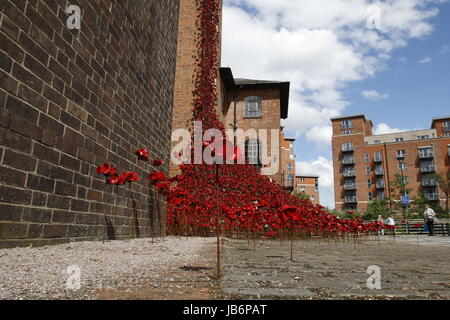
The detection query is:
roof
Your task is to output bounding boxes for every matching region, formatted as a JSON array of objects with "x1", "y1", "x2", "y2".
[
  {"x1": 296, "y1": 174, "x2": 319, "y2": 178},
  {"x1": 431, "y1": 116, "x2": 450, "y2": 128},
  {"x1": 219, "y1": 67, "x2": 290, "y2": 119},
  {"x1": 330, "y1": 114, "x2": 366, "y2": 121}
]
